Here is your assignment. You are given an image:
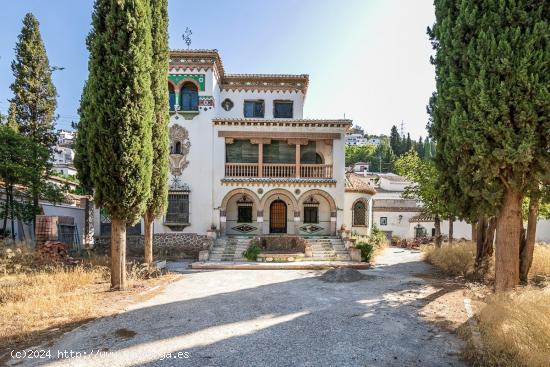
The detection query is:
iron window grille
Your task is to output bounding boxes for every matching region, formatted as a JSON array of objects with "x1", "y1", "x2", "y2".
[{"x1": 165, "y1": 190, "x2": 190, "y2": 224}]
